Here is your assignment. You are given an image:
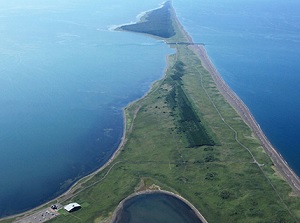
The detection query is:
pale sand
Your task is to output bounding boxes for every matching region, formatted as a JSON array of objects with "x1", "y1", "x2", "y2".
[
  {"x1": 6, "y1": 4, "x2": 300, "y2": 223},
  {"x1": 172, "y1": 13, "x2": 300, "y2": 195}
]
